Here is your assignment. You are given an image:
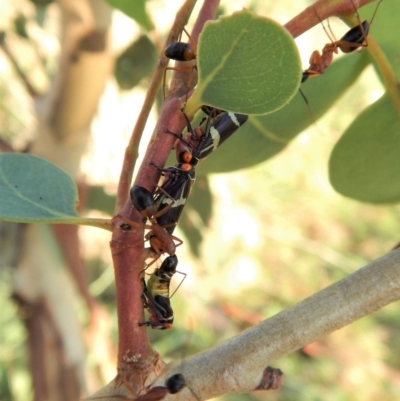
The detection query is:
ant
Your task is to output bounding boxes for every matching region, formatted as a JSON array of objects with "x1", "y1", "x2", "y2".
[
  {"x1": 163, "y1": 28, "x2": 197, "y2": 98},
  {"x1": 119, "y1": 186, "x2": 183, "y2": 258},
  {"x1": 140, "y1": 254, "x2": 187, "y2": 330},
  {"x1": 164, "y1": 28, "x2": 196, "y2": 63},
  {"x1": 302, "y1": 0, "x2": 383, "y2": 82}
]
